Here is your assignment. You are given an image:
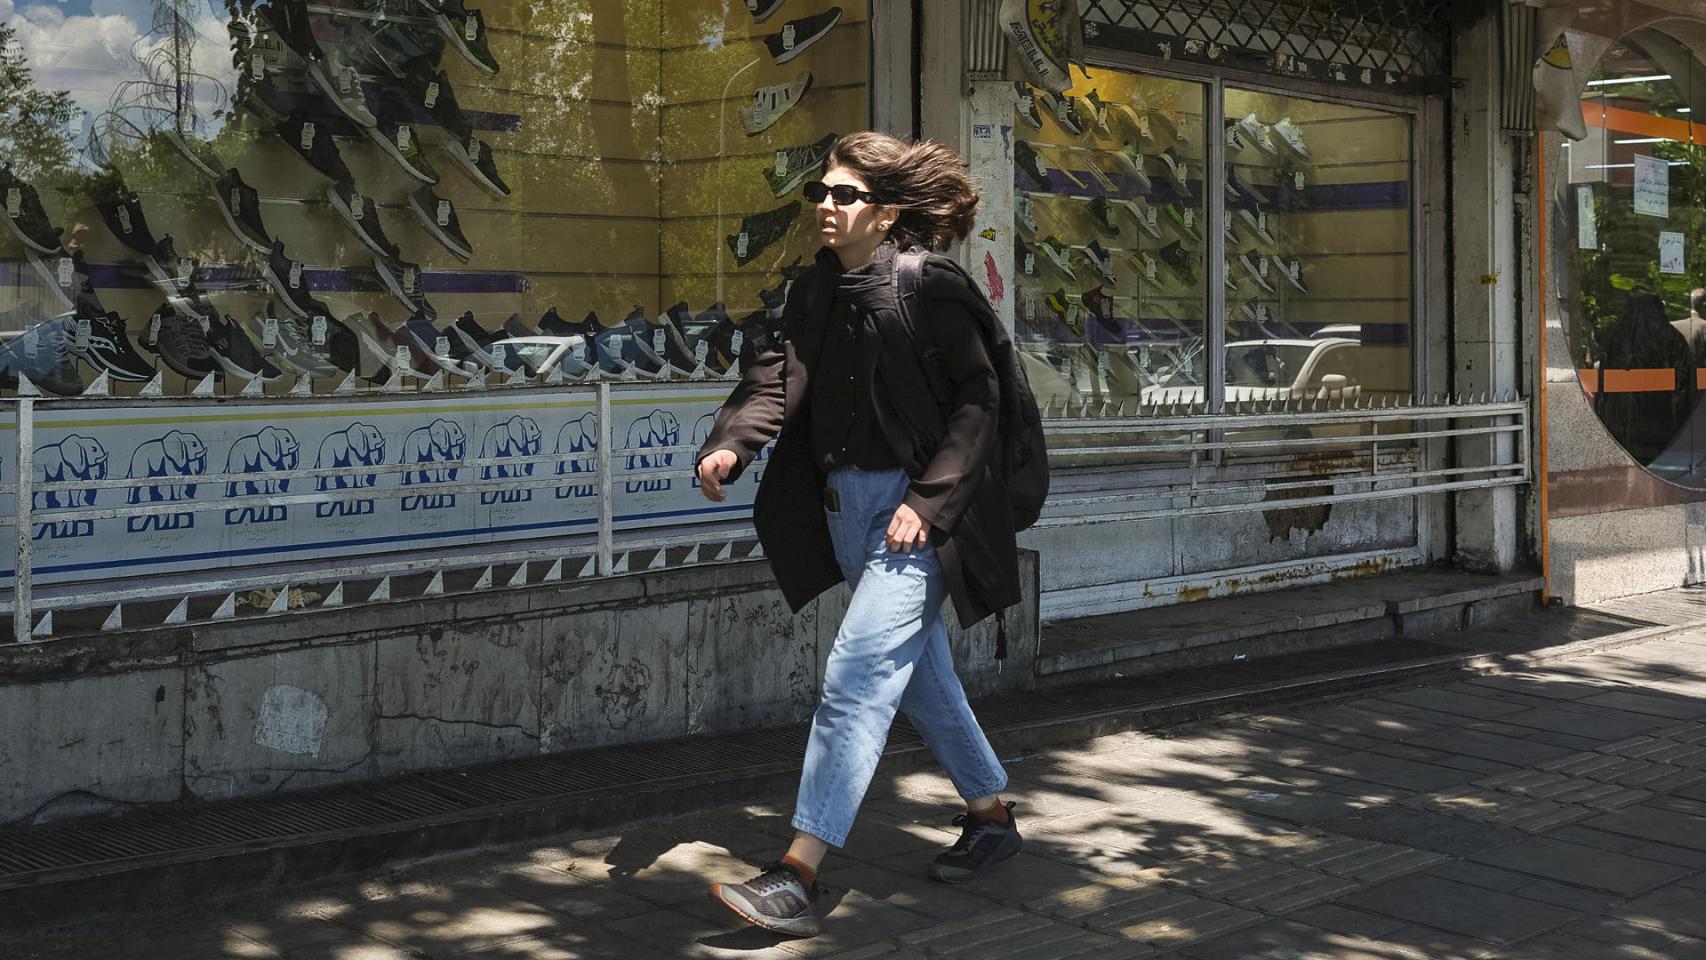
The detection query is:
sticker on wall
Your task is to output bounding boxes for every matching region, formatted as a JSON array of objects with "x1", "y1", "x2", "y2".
[
  {"x1": 1634, "y1": 155, "x2": 1669, "y2": 218},
  {"x1": 1576, "y1": 185, "x2": 1597, "y2": 250},
  {"x1": 1660, "y1": 231, "x2": 1685, "y2": 275}
]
